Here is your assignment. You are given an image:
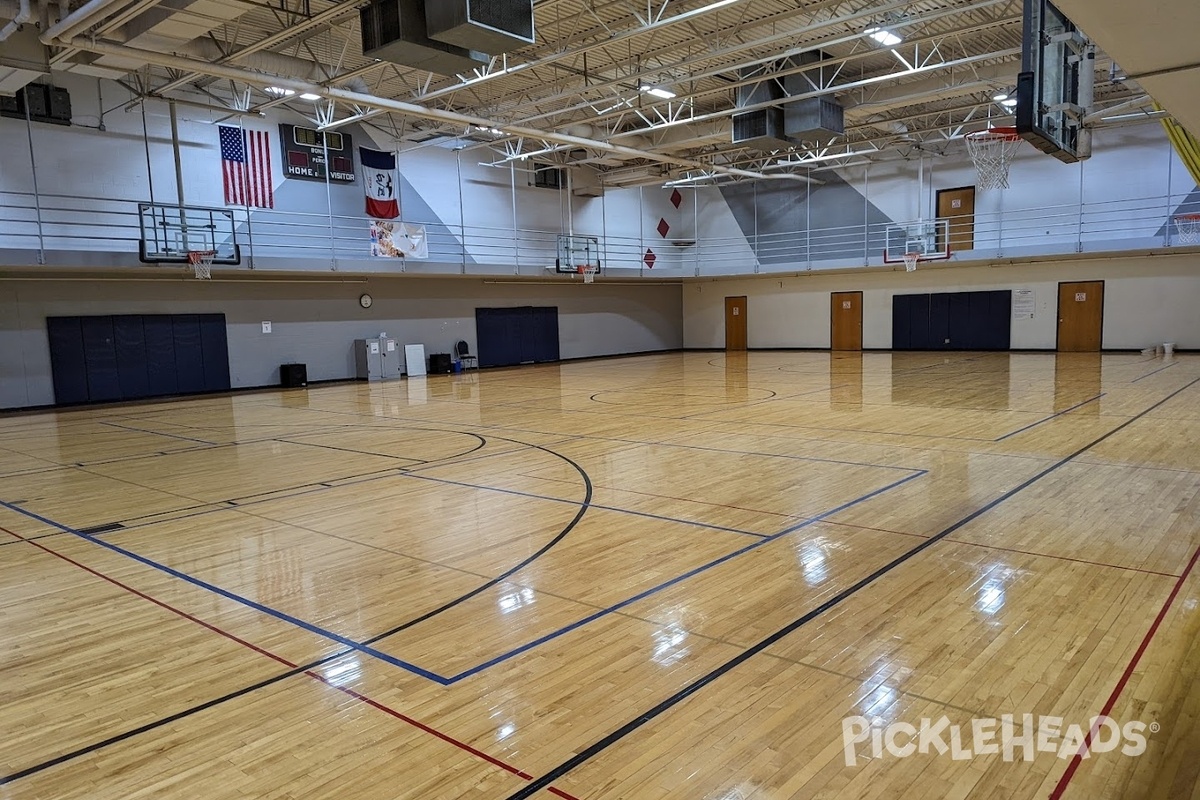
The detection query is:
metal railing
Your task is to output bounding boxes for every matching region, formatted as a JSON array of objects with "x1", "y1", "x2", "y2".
[{"x1": 0, "y1": 187, "x2": 1196, "y2": 276}]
